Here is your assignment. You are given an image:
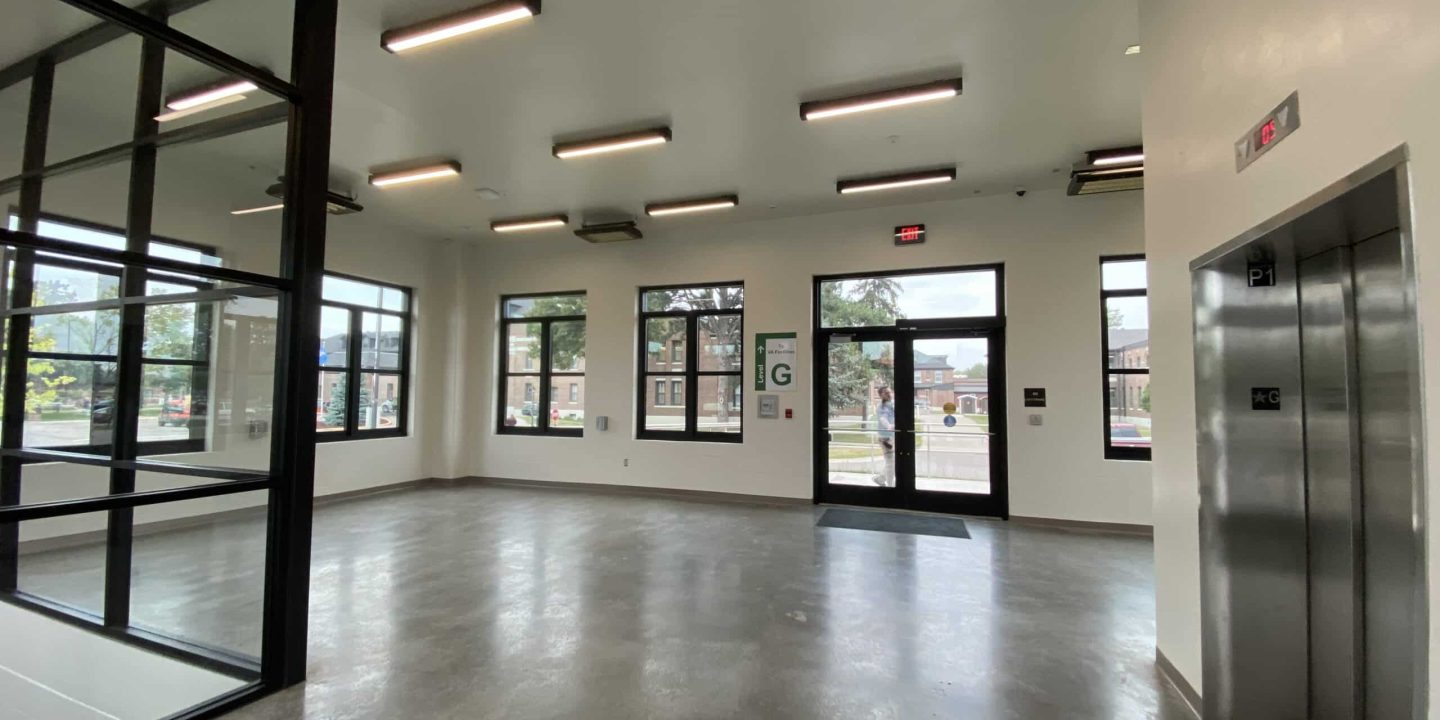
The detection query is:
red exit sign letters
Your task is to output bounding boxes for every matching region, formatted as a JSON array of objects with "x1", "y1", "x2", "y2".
[{"x1": 894, "y1": 224, "x2": 926, "y2": 246}]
